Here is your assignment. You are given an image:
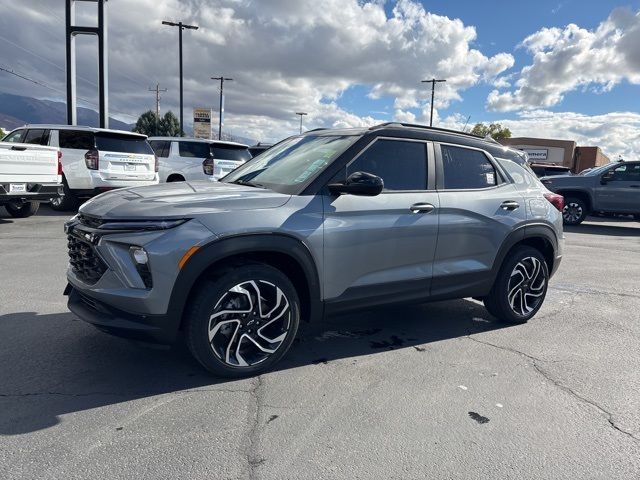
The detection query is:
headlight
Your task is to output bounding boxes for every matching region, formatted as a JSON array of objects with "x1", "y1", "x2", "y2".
[{"x1": 97, "y1": 219, "x2": 189, "y2": 231}]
